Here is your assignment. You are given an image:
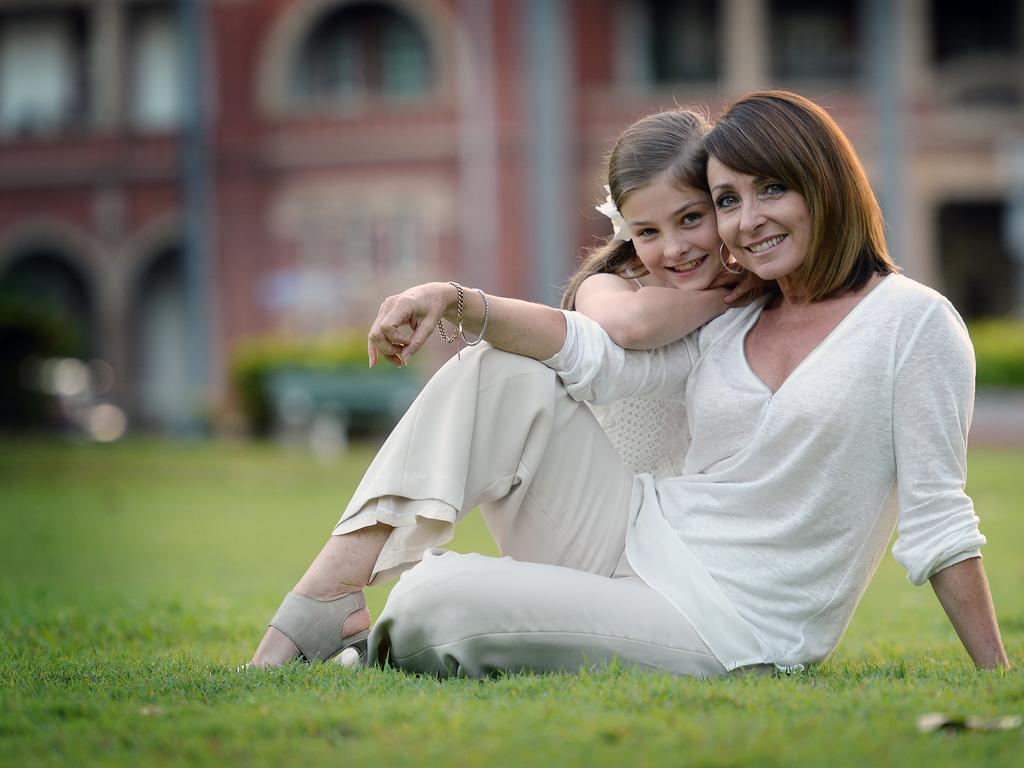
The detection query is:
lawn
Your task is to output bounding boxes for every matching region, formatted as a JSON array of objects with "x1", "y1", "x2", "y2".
[{"x1": 1, "y1": 439, "x2": 1021, "y2": 767}]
